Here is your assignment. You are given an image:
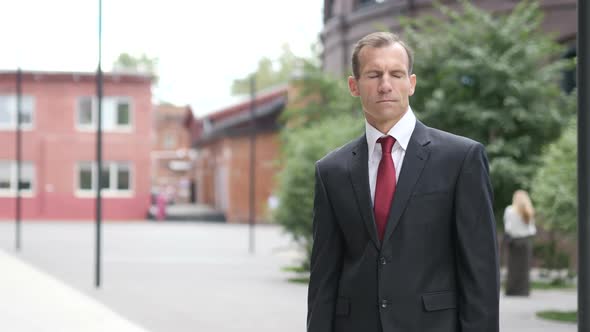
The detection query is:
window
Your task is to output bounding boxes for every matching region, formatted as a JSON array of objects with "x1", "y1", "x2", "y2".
[
  {"x1": 356, "y1": 0, "x2": 387, "y2": 8},
  {"x1": 78, "y1": 98, "x2": 93, "y2": 126},
  {"x1": 0, "y1": 95, "x2": 35, "y2": 129},
  {"x1": 162, "y1": 133, "x2": 176, "y2": 149},
  {"x1": 358, "y1": 0, "x2": 374, "y2": 6},
  {"x1": 76, "y1": 161, "x2": 132, "y2": 194},
  {"x1": 19, "y1": 165, "x2": 34, "y2": 190},
  {"x1": 0, "y1": 161, "x2": 35, "y2": 194},
  {"x1": 116, "y1": 101, "x2": 130, "y2": 126},
  {"x1": 0, "y1": 163, "x2": 10, "y2": 190},
  {"x1": 561, "y1": 46, "x2": 576, "y2": 94},
  {"x1": 117, "y1": 164, "x2": 130, "y2": 190},
  {"x1": 324, "y1": 0, "x2": 334, "y2": 22},
  {"x1": 100, "y1": 164, "x2": 110, "y2": 190},
  {"x1": 78, "y1": 162, "x2": 93, "y2": 190},
  {"x1": 76, "y1": 97, "x2": 132, "y2": 131}
]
